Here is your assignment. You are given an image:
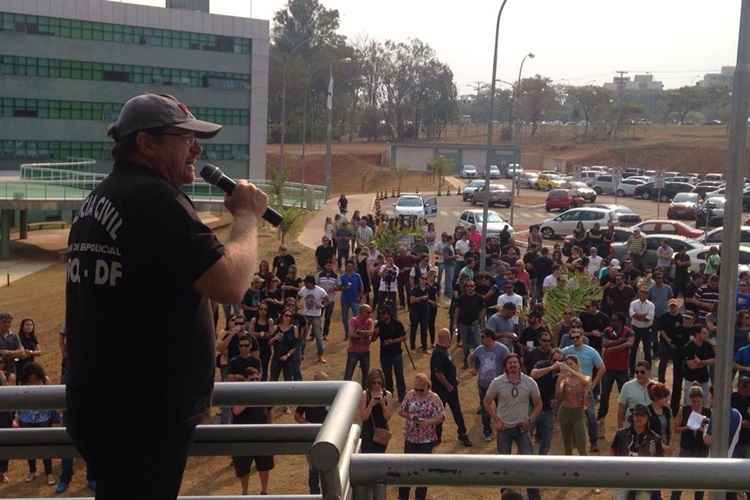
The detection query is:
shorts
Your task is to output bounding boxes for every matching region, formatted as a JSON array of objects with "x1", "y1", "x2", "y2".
[{"x1": 232, "y1": 455, "x2": 274, "y2": 476}]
